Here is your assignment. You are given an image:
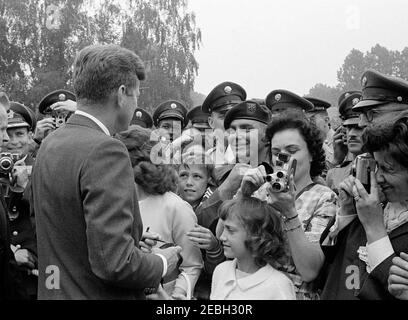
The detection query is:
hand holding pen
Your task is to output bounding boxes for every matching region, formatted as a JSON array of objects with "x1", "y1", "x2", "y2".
[{"x1": 139, "y1": 227, "x2": 176, "y2": 253}]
